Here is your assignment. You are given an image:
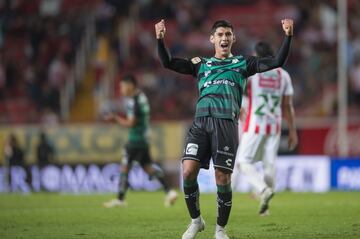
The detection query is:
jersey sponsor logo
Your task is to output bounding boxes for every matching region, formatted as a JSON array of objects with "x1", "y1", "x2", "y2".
[
  {"x1": 186, "y1": 143, "x2": 199, "y2": 156},
  {"x1": 191, "y1": 57, "x2": 201, "y2": 64},
  {"x1": 203, "y1": 79, "x2": 235, "y2": 88},
  {"x1": 259, "y1": 75, "x2": 281, "y2": 89},
  {"x1": 203, "y1": 81, "x2": 211, "y2": 88},
  {"x1": 217, "y1": 150, "x2": 234, "y2": 157},
  {"x1": 225, "y1": 158, "x2": 232, "y2": 167},
  {"x1": 206, "y1": 61, "x2": 212, "y2": 67}
]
